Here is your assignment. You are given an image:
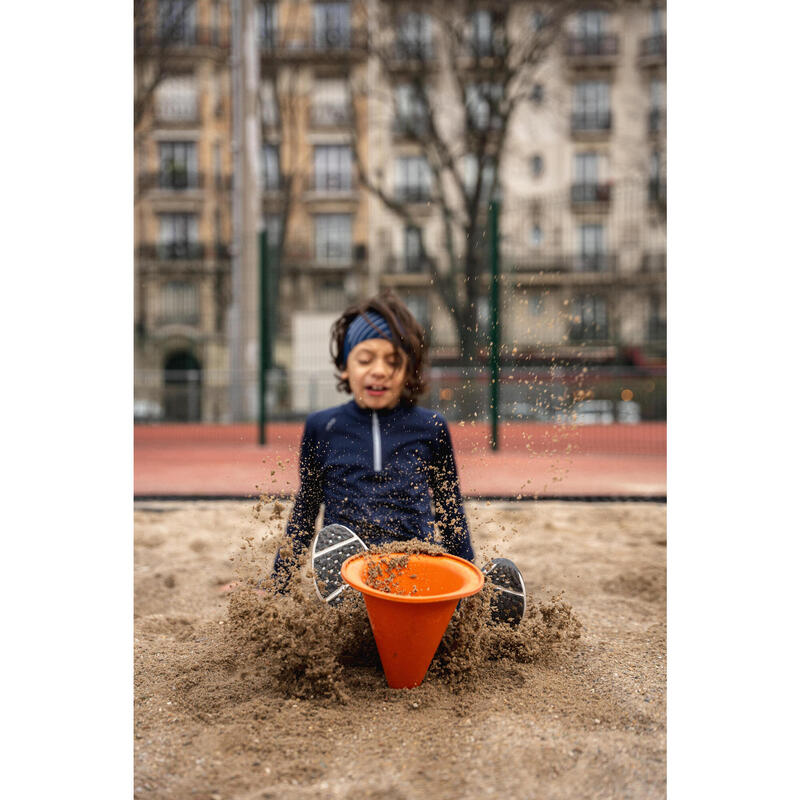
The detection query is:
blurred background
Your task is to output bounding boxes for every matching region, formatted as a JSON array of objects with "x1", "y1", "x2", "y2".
[{"x1": 133, "y1": 0, "x2": 665, "y2": 458}]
